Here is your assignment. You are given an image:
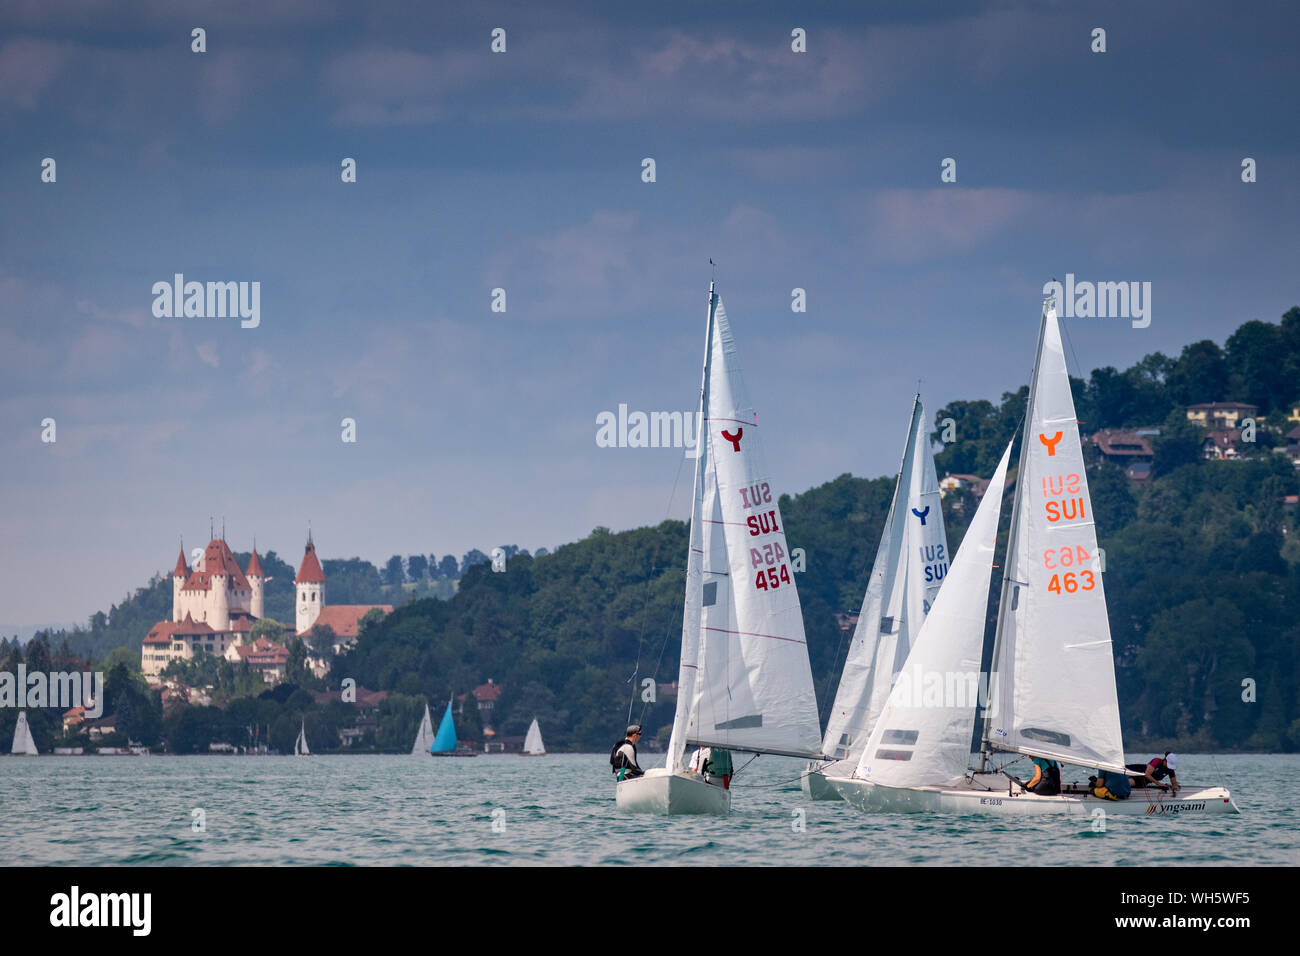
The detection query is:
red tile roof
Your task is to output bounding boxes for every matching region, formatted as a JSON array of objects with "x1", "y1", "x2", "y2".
[
  {"x1": 1090, "y1": 428, "x2": 1155, "y2": 457},
  {"x1": 173, "y1": 549, "x2": 190, "y2": 578},
  {"x1": 143, "y1": 621, "x2": 180, "y2": 645},
  {"x1": 144, "y1": 615, "x2": 226, "y2": 644},
  {"x1": 296, "y1": 540, "x2": 326, "y2": 584},
  {"x1": 472, "y1": 680, "x2": 502, "y2": 703},
  {"x1": 233, "y1": 636, "x2": 289, "y2": 665},
  {"x1": 305, "y1": 605, "x2": 392, "y2": 639},
  {"x1": 246, "y1": 548, "x2": 264, "y2": 576},
  {"x1": 183, "y1": 539, "x2": 251, "y2": 591}
]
